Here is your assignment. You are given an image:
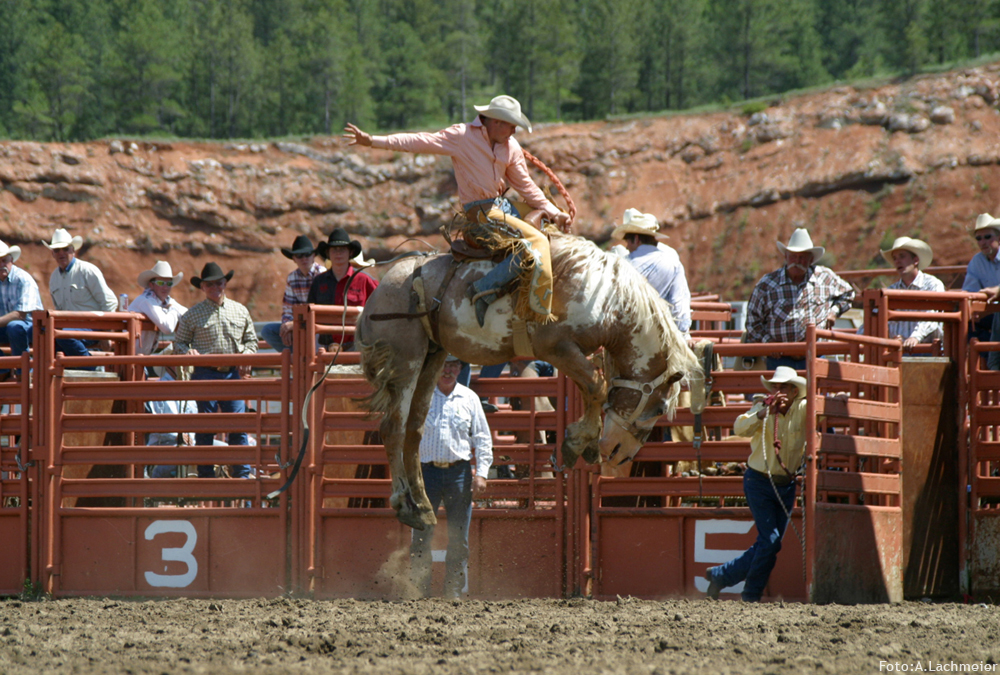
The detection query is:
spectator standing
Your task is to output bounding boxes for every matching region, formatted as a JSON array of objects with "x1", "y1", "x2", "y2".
[
  {"x1": 963, "y1": 213, "x2": 1000, "y2": 341},
  {"x1": 0, "y1": 239, "x2": 43, "y2": 381},
  {"x1": 128, "y1": 261, "x2": 187, "y2": 356},
  {"x1": 307, "y1": 228, "x2": 378, "y2": 351},
  {"x1": 411, "y1": 354, "x2": 493, "y2": 599},
  {"x1": 745, "y1": 228, "x2": 854, "y2": 370},
  {"x1": 260, "y1": 235, "x2": 324, "y2": 353},
  {"x1": 173, "y1": 262, "x2": 257, "y2": 479},
  {"x1": 145, "y1": 348, "x2": 197, "y2": 479},
  {"x1": 44, "y1": 228, "x2": 117, "y2": 361},
  {"x1": 705, "y1": 366, "x2": 807, "y2": 602},
  {"x1": 880, "y1": 237, "x2": 944, "y2": 349},
  {"x1": 611, "y1": 208, "x2": 692, "y2": 336}
]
